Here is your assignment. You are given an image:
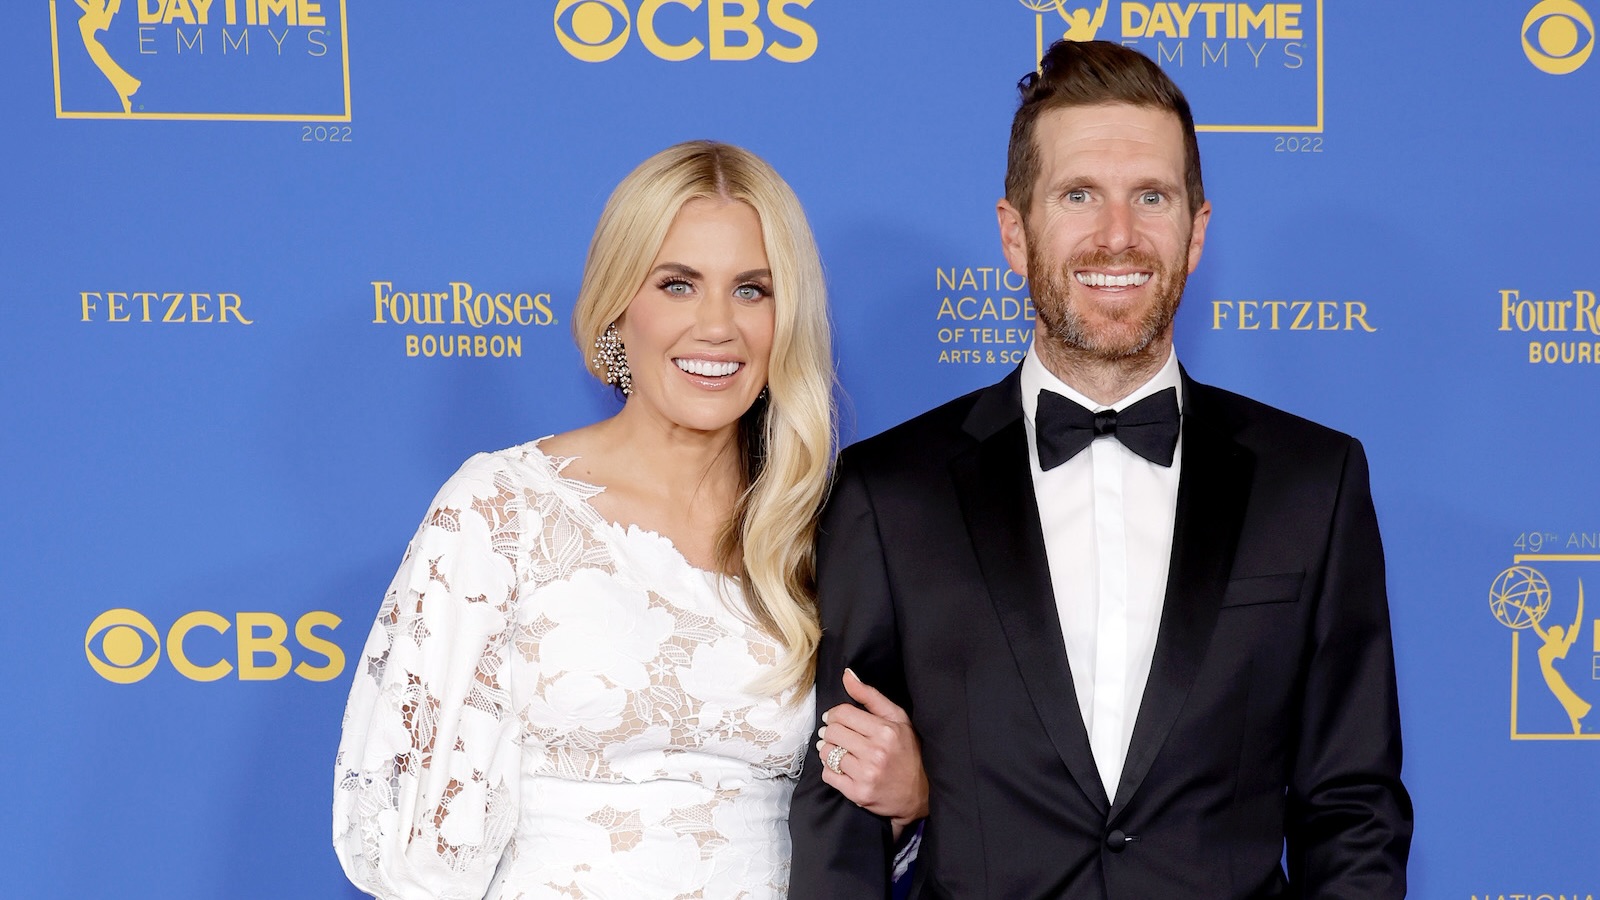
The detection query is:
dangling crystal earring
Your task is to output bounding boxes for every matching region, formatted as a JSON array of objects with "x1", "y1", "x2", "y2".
[{"x1": 592, "y1": 322, "x2": 632, "y2": 396}]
